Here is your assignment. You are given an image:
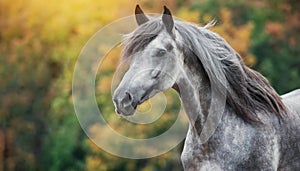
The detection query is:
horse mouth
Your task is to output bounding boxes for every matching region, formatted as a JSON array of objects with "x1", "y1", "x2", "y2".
[
  {"x1": 139, "y1": 86, "x2": 158, "y2": 104},
  {"x1": 115, "y1": 103, "x2": 136, "y2": 116},
  {"x1": 114, "y1": 95, "x2": 151, "y2": 116},
  {"x1": 113, "y1": 88, "x2": 155, "y2": 116},
  {"x1": 138, "y1": 91, "x2": 151, "y2": 106},
  {"x1": 113, "y1": 95, "x2": 136, "y2": 116}
]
